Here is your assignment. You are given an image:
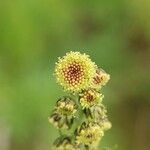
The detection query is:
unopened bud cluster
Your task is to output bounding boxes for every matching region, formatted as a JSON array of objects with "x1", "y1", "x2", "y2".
[{"x1": 49, "y1": 51, "x2": 111, "y2": 150}]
